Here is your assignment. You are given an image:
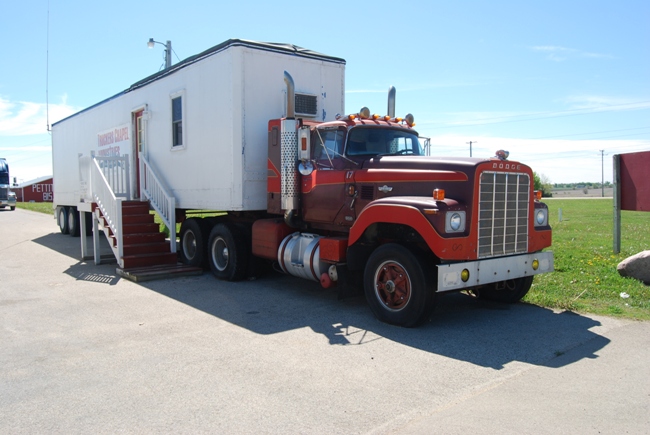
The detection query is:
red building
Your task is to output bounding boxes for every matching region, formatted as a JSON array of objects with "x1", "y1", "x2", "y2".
[{"x1": 16, "y1": 176, "x2": 53, "y2": 202}]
